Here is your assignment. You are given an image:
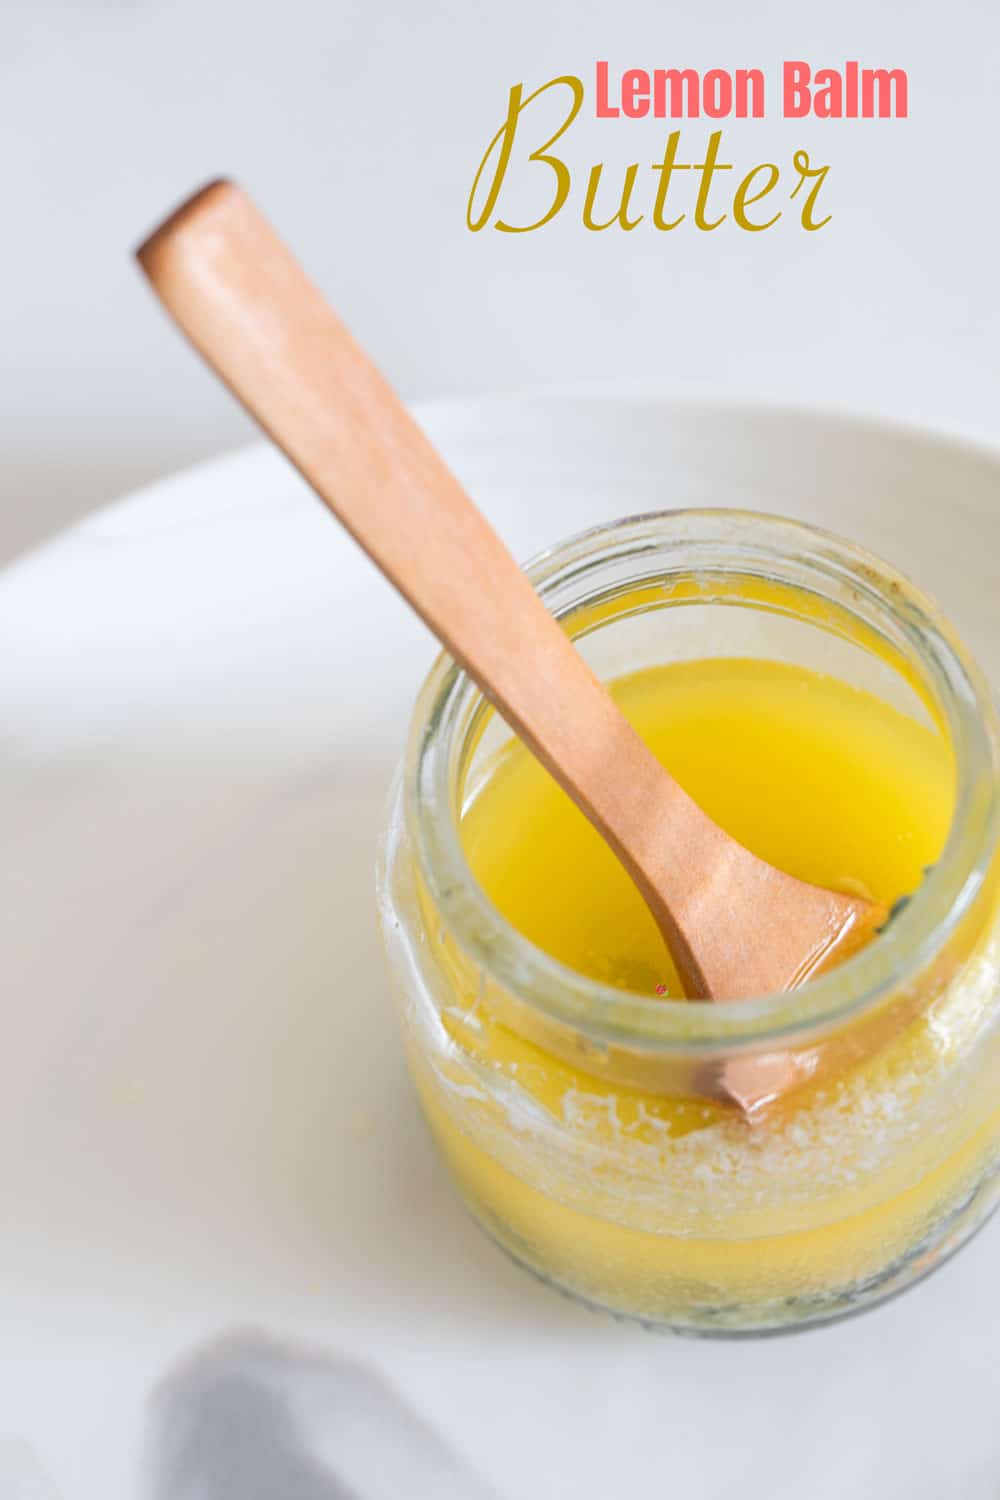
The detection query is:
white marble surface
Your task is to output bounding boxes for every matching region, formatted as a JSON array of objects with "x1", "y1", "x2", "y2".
[
  {"x1": 5, "y1": 395, "x2": 1000, "y2": 1499},
  {"x1": 1, "y1": 0, "x2": 999, "y2": 563}
]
